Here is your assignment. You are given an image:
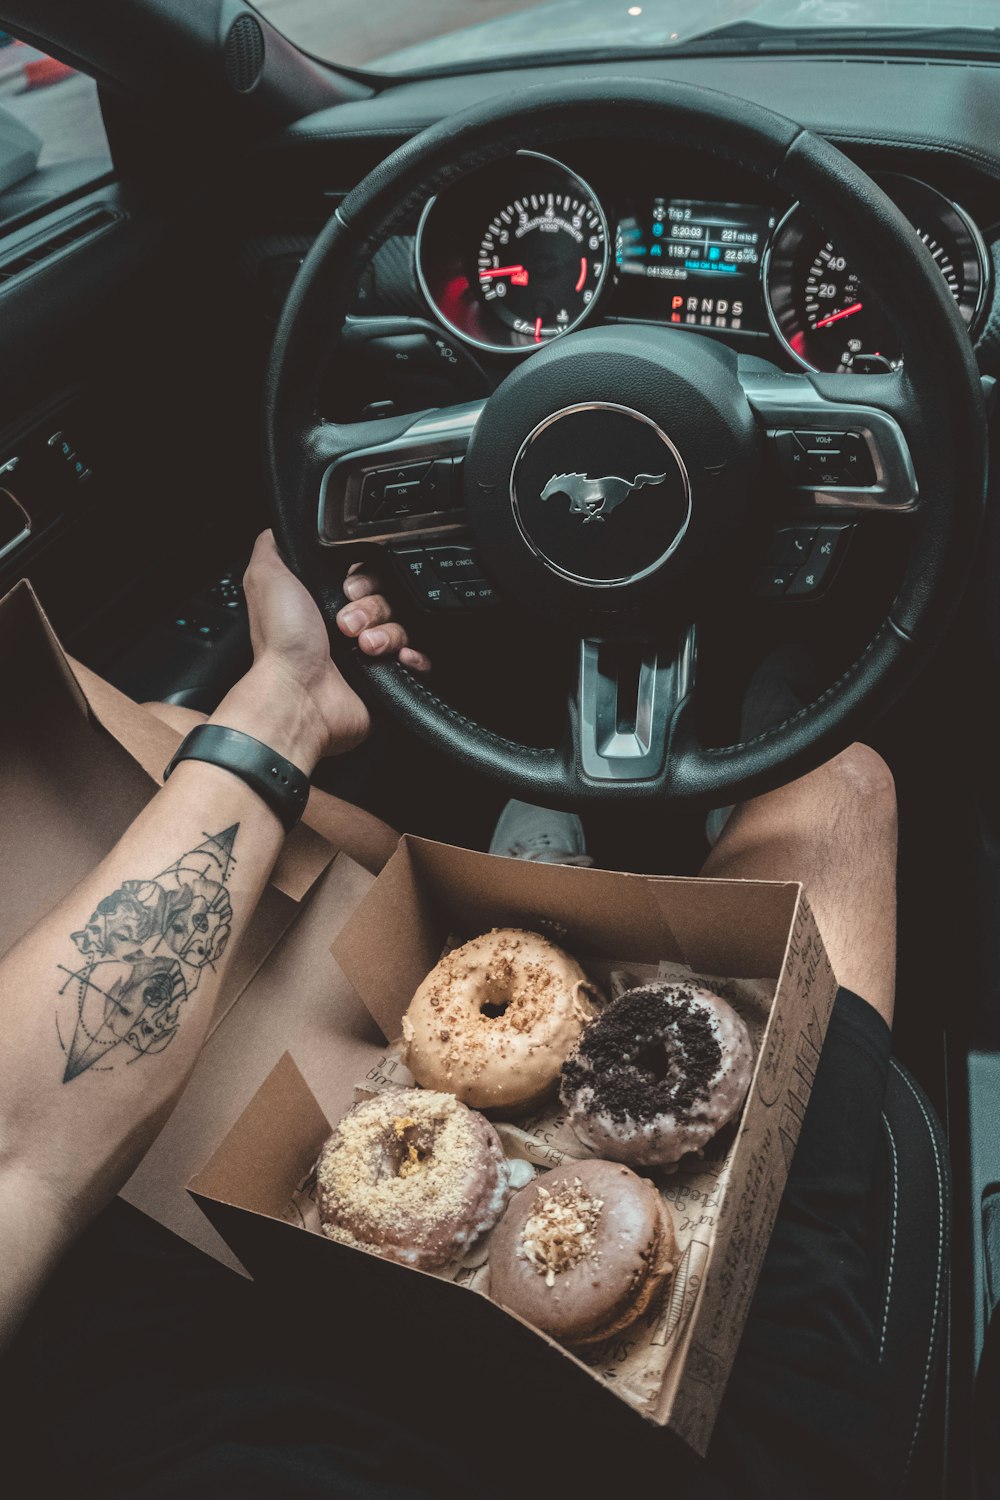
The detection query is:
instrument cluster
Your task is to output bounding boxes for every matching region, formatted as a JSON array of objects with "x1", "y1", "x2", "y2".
[{"x1": 415, "y1": 157, "x2": 991, "y2": 373}]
